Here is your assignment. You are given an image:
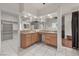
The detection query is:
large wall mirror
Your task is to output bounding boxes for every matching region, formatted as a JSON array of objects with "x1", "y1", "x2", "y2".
[
  {"x1": 62, "y1": 13, "x2": 72, "y2": 48},
  {"x1": 43, "y1": 16, "x2": 58, "y2": 47},
  {"x1": 44, "y1": 17, "x2": 57, "y2": 32}
]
